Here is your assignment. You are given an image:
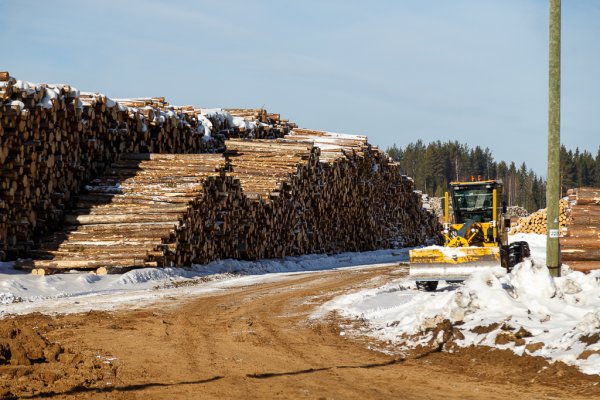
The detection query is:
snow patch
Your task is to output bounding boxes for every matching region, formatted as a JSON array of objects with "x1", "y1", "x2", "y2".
[
  {"x1": 509, "y1": 259, "x2": 556, "y2": 300},
  {"x1": 5, "y1": 100, "x2": 25, "y2": 111},
  {"x1": 38, "y1": 86, "x2": 60, "y2": 109},
  {"x1": 0, "y1": 249, "x2": 409, "y2": 316},
  {"x1": 316, "y1": 234, "x2": 600, "y2": 375}
]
